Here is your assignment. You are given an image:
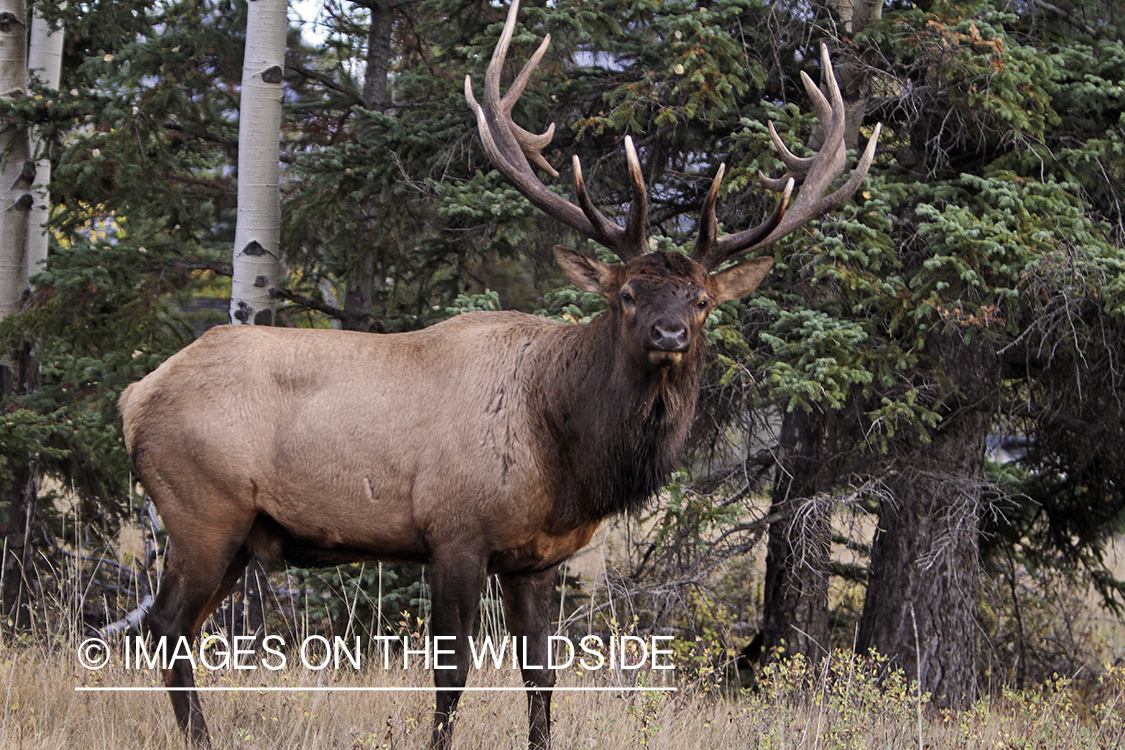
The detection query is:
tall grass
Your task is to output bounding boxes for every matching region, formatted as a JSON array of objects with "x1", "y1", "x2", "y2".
[
  {"x1": 3, "y1": 508, "x2": 1124, "y2": 749},
  {"x1": 2, "y1": 637, "x2": 1123, "y2": 749}
]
